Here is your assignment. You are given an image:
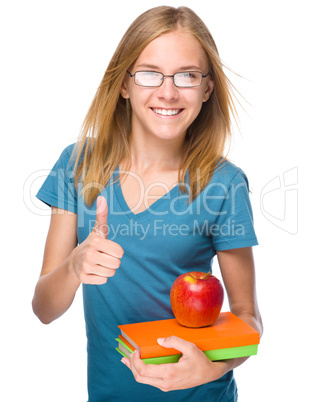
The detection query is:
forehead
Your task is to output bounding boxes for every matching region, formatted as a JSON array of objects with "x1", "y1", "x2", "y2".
[{"x1": 132, "y1": 30, "x2": 209, "y2": 71}]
